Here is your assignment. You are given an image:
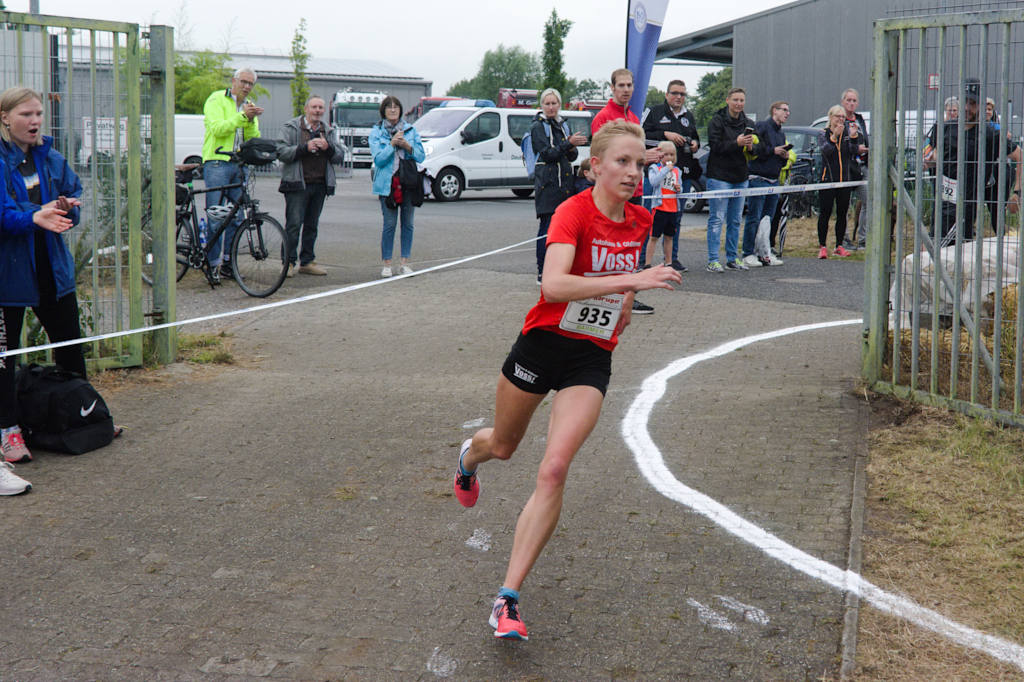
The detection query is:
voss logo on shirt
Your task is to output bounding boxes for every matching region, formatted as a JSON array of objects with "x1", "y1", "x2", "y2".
[{"x1": 590, "y1": 246, "x2": 638, "y2": 274}]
